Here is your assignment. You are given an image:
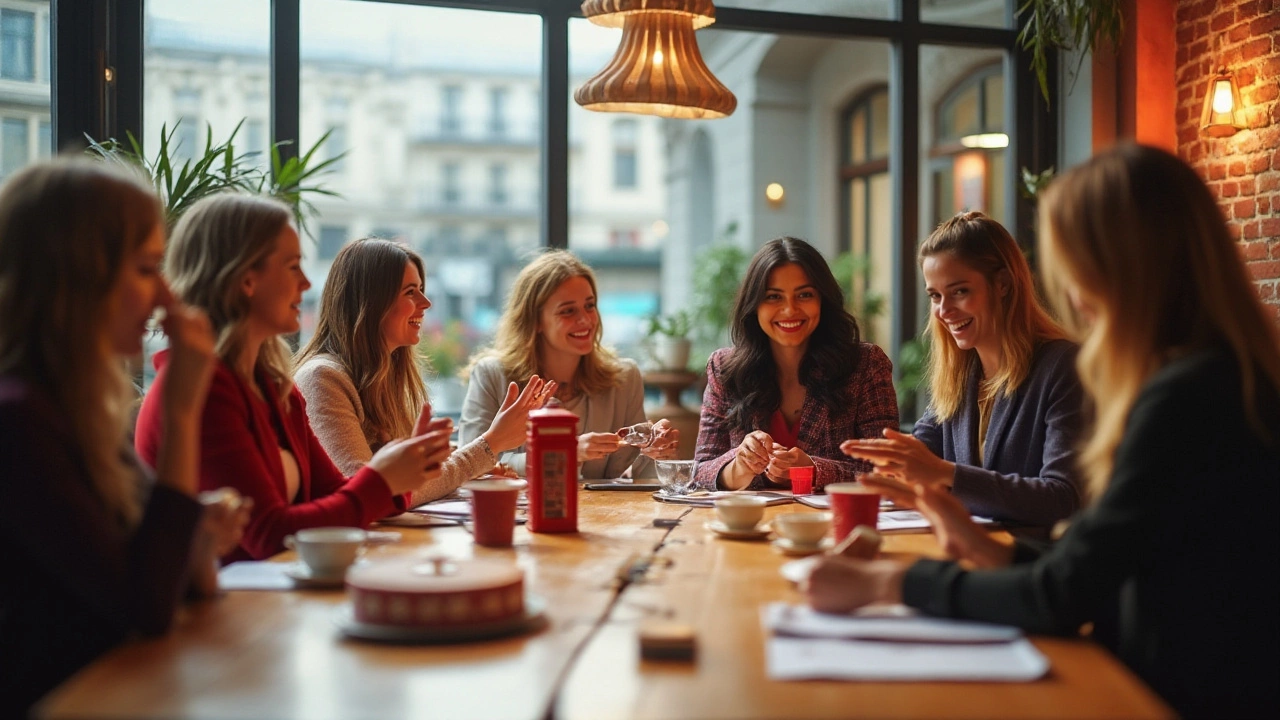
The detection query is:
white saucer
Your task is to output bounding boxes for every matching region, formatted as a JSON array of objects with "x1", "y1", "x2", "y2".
[
  {"x1": 284, "y1": 563, "x2": 347, "y2": 589},
  {"x1": 779, "y1": 556, "x2": 821, "y2": 584},
  {"x1": 705, "y1": 521, "x2": 772, "y2": 540},
  {"x1": 771, "y1": 537, "x2": 834, "y2": 557},
  {"x1": 365, "y1": 530, "x2": 402, "y2": 545},
  {"x1": 335, "y1": 596, "x2": 547, "y2": 644}
]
